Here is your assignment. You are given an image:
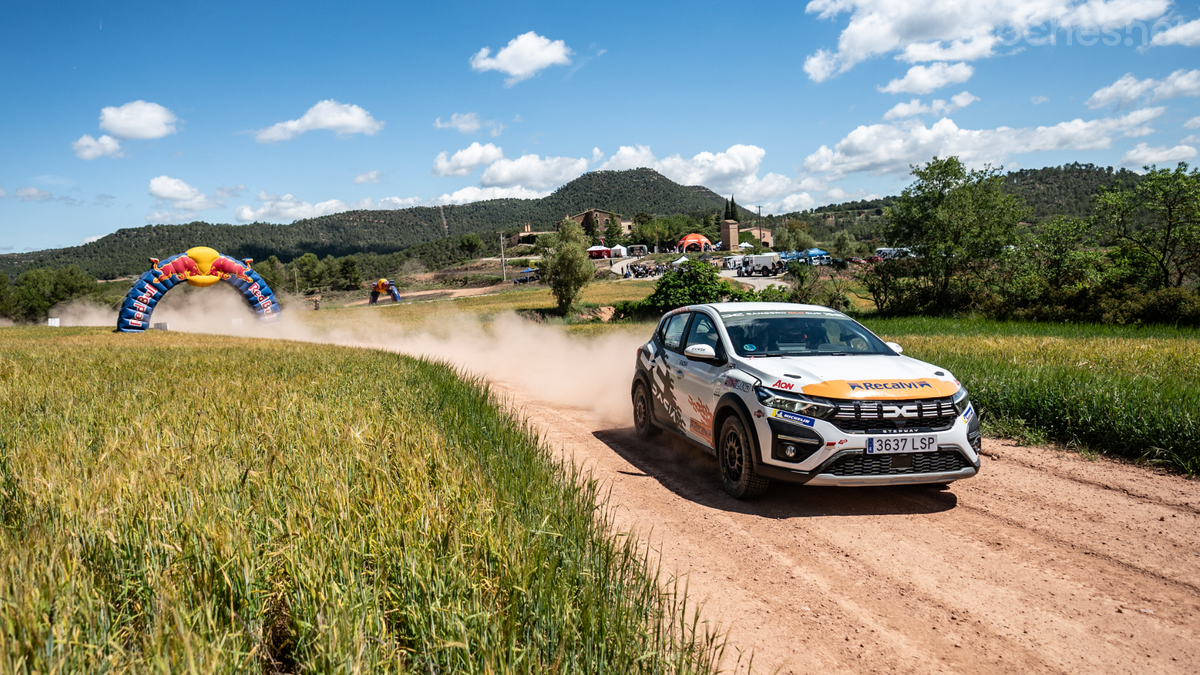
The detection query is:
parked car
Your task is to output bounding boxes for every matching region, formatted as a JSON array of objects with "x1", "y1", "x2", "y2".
[{"x1": 630, "y1": 302, "x2": 982, "y2": 499}]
